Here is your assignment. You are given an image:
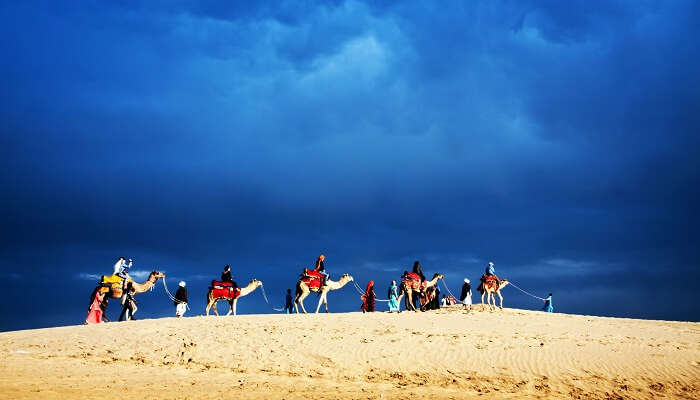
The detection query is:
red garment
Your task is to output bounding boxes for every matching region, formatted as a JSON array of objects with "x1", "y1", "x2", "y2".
[
  {"x1": 361, "y1": 281, "x2": 375, "y2": 312},
  {"x1": 85, "y1": 292, "x2": 104, "y2": 324},
  {"x1": 301, "y1": 269, "x2": 324, "y2": 289}
]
